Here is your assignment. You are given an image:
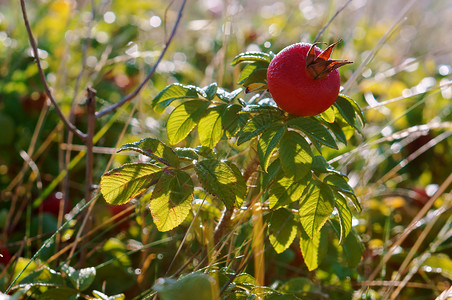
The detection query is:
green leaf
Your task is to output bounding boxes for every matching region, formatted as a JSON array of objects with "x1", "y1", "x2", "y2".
[
  {"x1": 279, "y1": 131, "x2": 313, "y2": 180},
  {"x1": 240, "y1": 104, "x2": 281, "y2": 115},
  {"x1": 61, "y1": 265, "x2": 96, "y2": 291},
  {"x1": 422, "y1": 254, "x2": 452, "y2": 281},
  {"x1": 222, "y1": 104, "x2": 249, "y2": 138},
  {"x1": 15, "y1": 266, "x2": 65, "y2": 289},
  {"x1": 324, "y1": 174, "x2": 354, "y2": 195},
  {"x1": 268, "y1": 174, "x2": 311, "y2": 209},
  {"x1": 299, "y1": 181, "x2": 334, "y2": 239},
  {"x1": 342, "y1": 229, "x2": 363, "y2": 268},
  {"x1": 153, "y1": 273, "x2": 216, "y2": 300},
  {"x1": 257, "y1": 124, "x2": 285, "y2": 171},
  {"x1": 268, "y1": 208, "x2": 297, "y2": 254},
  {"x1": 287, "y1": 117, "x2": 338, "y2": 149},
  {"x1": 333, "y1": 192, "x2": 352, "y2": 244},
  {"x1": 174, "y1": 147, "x2": 199, "y2": 161},
  {"x1": 238, "y1": 62, "x2": 268, "y2": 86},
  {"x1": 118, "y1": 138, "x2": 180, "y2": 167},
  {"x1": 237, "y1": 112, "x2": 283, "y2": 145},
  {"x1": 100, "y1": 163, "x2": 161, "y2": 205},
  {"x1": 225, "y1": 161, "x2": 247, "y2": 207},
  {"x1": 311, "y1": 156, "x2": 328, "y2": 174},
  {"x1": 231, "y1": 51, "x2": 272, "y2": 65},
  {"x1": 300, "y1": 227, "x2": 322, "y2": 271},
  {"x1": 203, "y1": 82, "x2": 218, "y2": 100},
  {"x1": 330, "y1": 219, "x2": 363, "y2": 268},
  {"x1": 262, "y1": 159, "x2": 282, "y2": 189},
  {"x1": 150, "y1": 170, "x2": 193, "y2": 232},
  {"x1": 198, "y1": 104, "x2": 228, "y2": 148},
  {"x1": 320, "y1": 106, "x2": 335, "y2": 123},
  {"x1": 337, "y1": 93, "x2": 365, "y2": 126},
  {"x1": 93, "y1": 290, "x2": 126, "y2": 300},
  {"x1": 152, "y1": 83, "x2": 206, "y2": 113},
  {"x1": 324, "y1": 121, "x2": 347, "y2": 145},
  {"x1": 215, "y1": 87, "x2": 243, "y2": 102},
  {"x1": 324, "y1": 174, "x2": 361, "y2": 212},
  {"x1": 195, "y1": 159, "x2": 238, "y2": 208},
  {"x1": 167, "y1": 100, "x2": 210, "y2": 145}
]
